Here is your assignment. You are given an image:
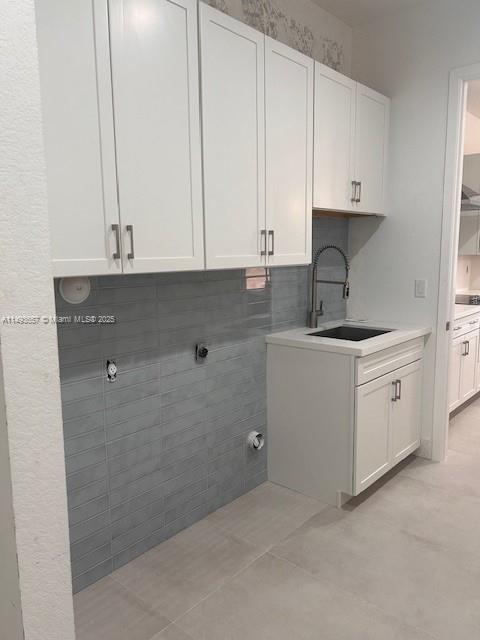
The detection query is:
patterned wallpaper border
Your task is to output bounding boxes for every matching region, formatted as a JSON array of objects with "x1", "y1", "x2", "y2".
[{"x1": 208, "y1": 0, "x2": 346, "y2": 71}]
